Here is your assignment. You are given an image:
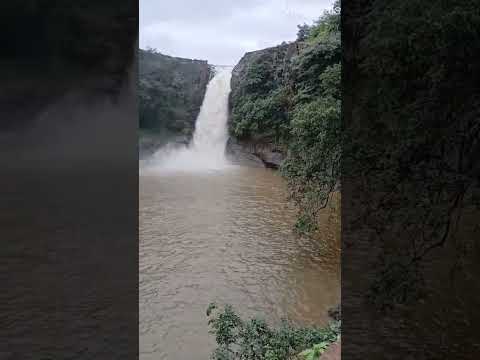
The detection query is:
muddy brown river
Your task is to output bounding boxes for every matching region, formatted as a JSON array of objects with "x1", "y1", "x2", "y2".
[{"x1": 139, "y1": 165, "x2": 340, "y2": 360}]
